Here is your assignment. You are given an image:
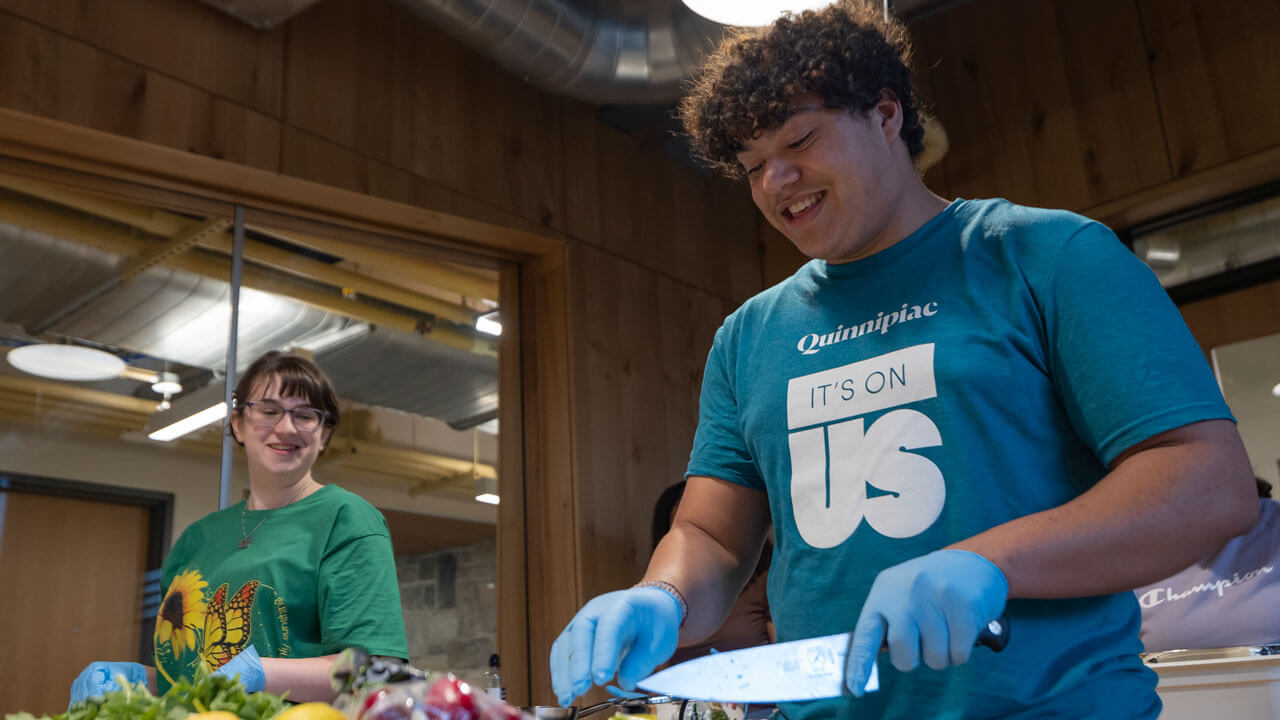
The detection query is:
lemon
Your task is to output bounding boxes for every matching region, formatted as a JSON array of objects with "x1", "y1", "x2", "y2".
[
  {"x1": 275, "y1": 702, "x2": 347, "y2": 720},
  {"x1": 188, "y1": 713, "x2": 241, "y2": 720}
]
